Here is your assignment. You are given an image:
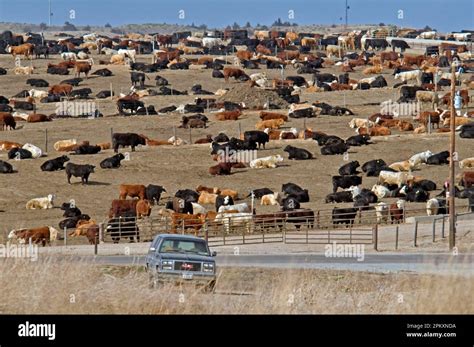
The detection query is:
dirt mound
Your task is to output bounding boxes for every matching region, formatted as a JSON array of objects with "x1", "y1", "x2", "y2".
[{"x1": 218, "y1": 84, "x2": 289, "y2": 109}]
